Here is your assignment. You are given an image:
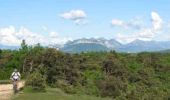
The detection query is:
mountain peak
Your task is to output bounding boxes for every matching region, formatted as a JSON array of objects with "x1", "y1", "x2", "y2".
[
  {"x1": 129, "y1": 39, "x2": 156, "y2": 45},
  {"x1": 132, "y1": 39, "x2": 146, "y2": 43}
]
